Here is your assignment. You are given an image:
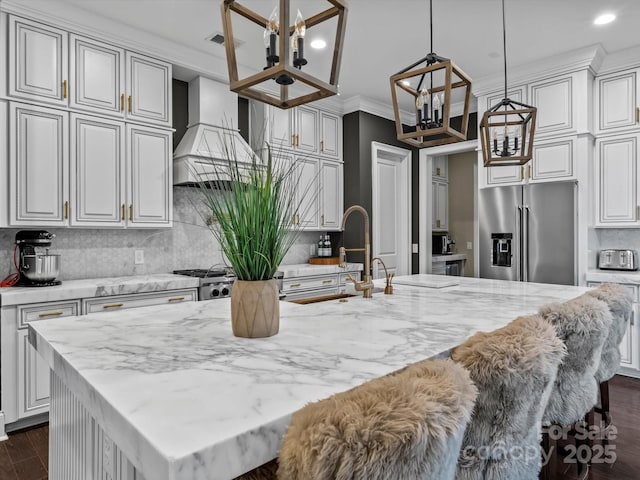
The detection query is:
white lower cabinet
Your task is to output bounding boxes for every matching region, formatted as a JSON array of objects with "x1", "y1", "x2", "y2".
[
  {"x1": 587, "y1": 282, "x2": 639, "y2": 371},
  {"x1": 1, "y1": 289, "x2": 196, "y2": 430},
  {"x1": 283, "y1": 271, "x2": 362, "y2": 301},
  {"x1": 432, "y1": 180, "x2": 448, "y2": 232}
]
